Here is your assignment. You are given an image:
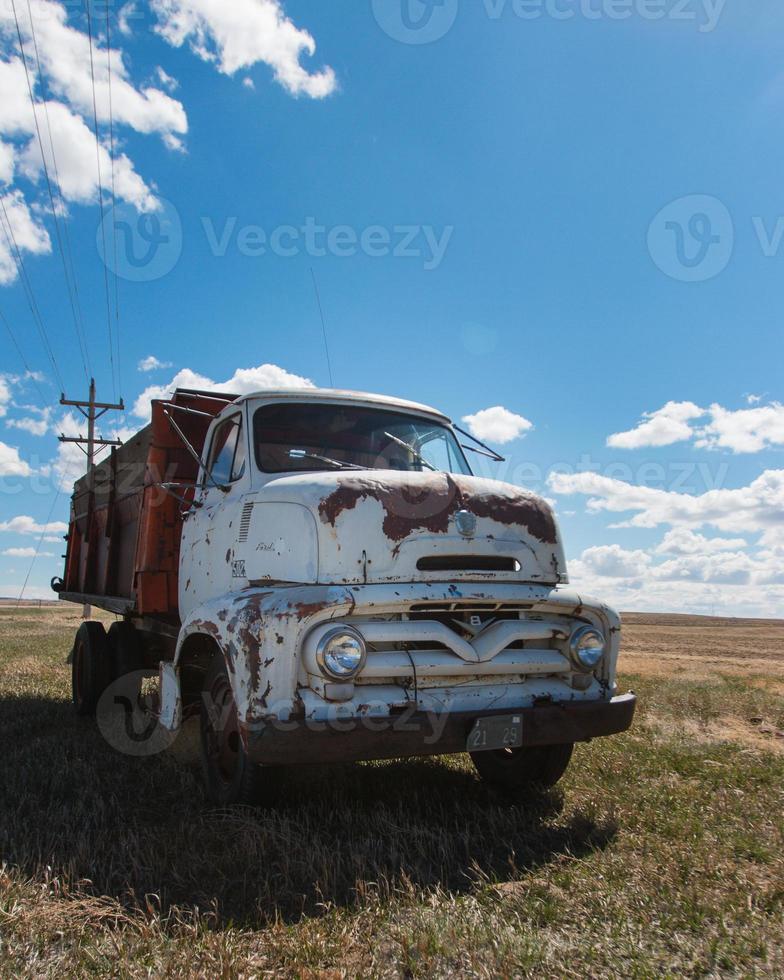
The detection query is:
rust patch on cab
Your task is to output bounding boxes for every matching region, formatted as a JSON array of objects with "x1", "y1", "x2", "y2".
[{"x1": 317, "y1": 474, "x2": 557, "y2": 544}]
